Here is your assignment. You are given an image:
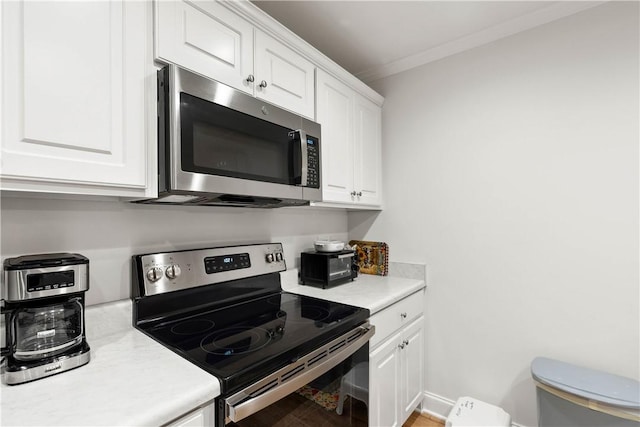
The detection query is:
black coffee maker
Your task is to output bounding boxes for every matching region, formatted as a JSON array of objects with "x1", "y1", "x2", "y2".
[{"x1": 1, "y1": 253, "x2": 91, "y2": 385}]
